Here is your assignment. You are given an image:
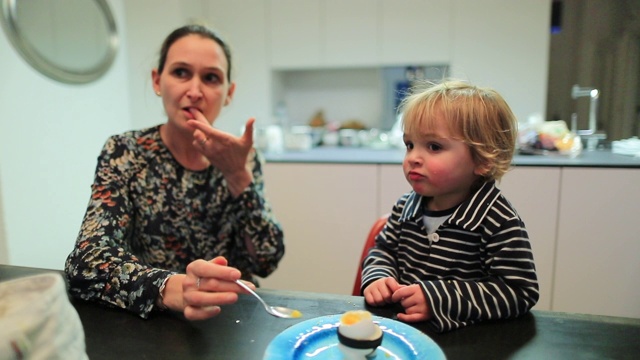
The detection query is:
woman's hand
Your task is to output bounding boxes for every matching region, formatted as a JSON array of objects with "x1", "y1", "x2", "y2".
[
  {"x1": 161, "y1": 256, "x2": 254, "y2": 320},
  {"x1": 186, "y1": 111, "x2": 255, "y2": 196}
]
